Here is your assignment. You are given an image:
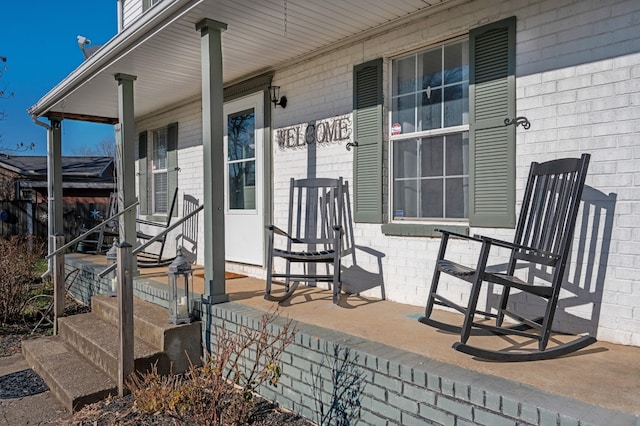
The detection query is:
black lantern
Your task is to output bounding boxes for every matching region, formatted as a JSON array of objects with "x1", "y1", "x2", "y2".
[
  {"x1": 268, "y1": 85, "x2": 287, "y2": 108},
  {"x1": 167, "y1": 248, "x2": 193, "y2": 324},
  {"x1": 106, "y1": 240, "x2": 118, "y2": 297}
]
